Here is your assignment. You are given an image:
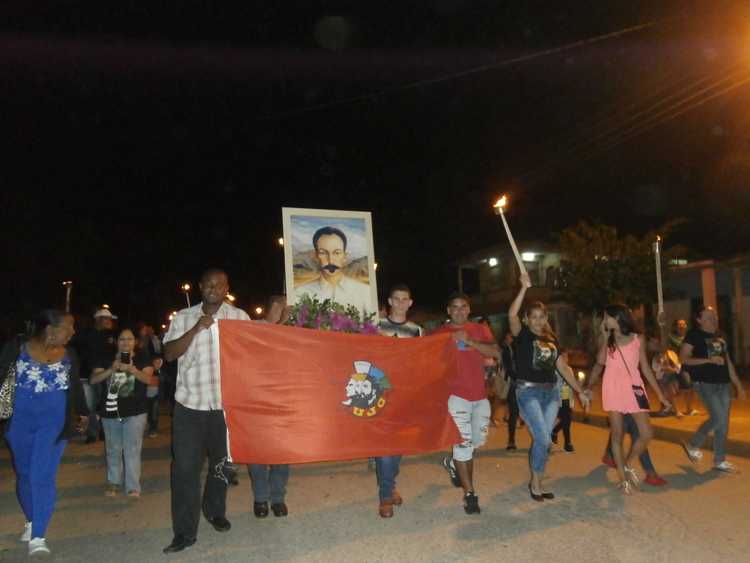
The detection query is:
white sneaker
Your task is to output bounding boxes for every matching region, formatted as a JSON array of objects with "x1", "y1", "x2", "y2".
[
  {"x1": 714, "y1": 461, "x2": 739, "y2": 473},
  {"x1": 681, "y1": 441, "x2": 703, "y2": 463},
  {"x1": 20, "y1": 521, "x2": 32, "y2": 542},
  {"x1": 28, "y1": 537, "x2": 50, "y2": 556}
]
